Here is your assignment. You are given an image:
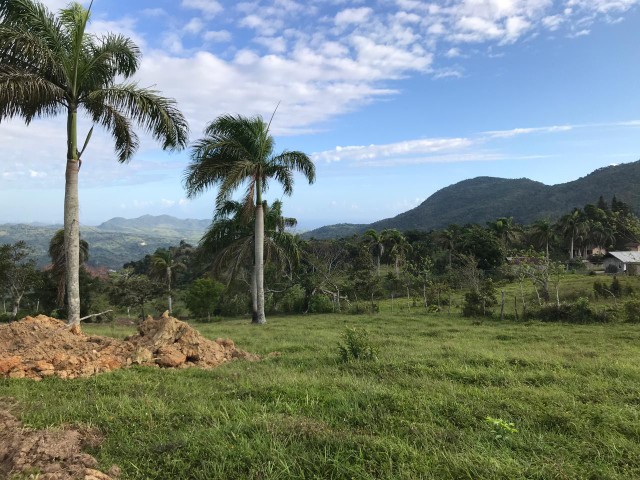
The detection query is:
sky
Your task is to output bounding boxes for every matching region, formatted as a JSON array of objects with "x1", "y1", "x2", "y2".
[{"x1": 1, "y1": 0, "x2": 640, "y2": 231}]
